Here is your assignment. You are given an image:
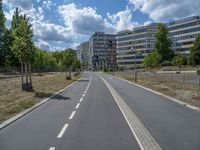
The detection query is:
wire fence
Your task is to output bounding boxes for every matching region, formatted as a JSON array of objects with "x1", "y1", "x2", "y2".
[{"x1": 115, "y1": 70, "x2": 200, "y2": 86}]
